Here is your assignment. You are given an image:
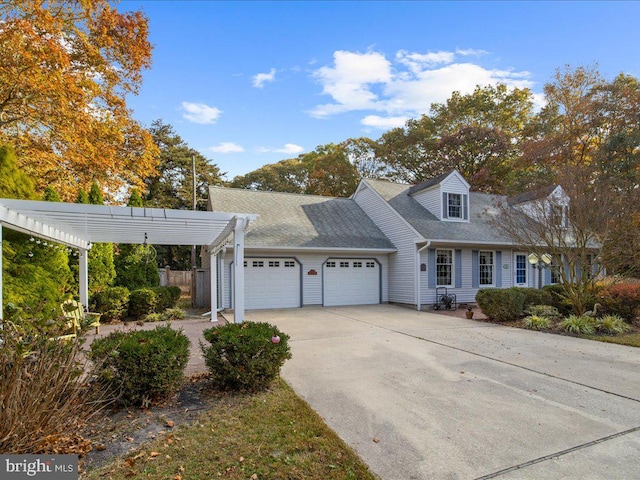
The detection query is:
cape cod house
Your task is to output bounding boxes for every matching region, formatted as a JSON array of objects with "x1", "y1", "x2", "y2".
[{"x1": 206, "y1": 170, "x2": 563, "y2": 311}]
